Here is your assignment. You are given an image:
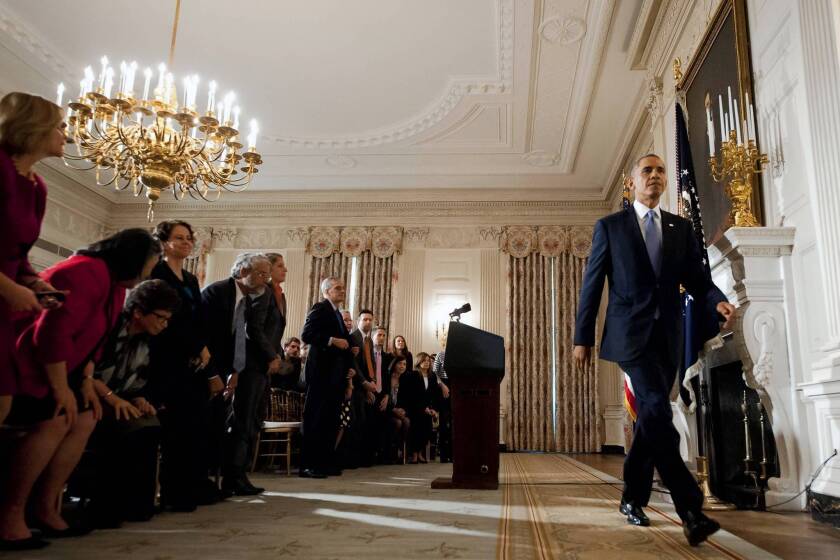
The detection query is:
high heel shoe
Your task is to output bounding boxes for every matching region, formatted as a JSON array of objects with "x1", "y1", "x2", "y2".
[{"x1": 0, "y1": 535, "x2": 50, "y2": 550}]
